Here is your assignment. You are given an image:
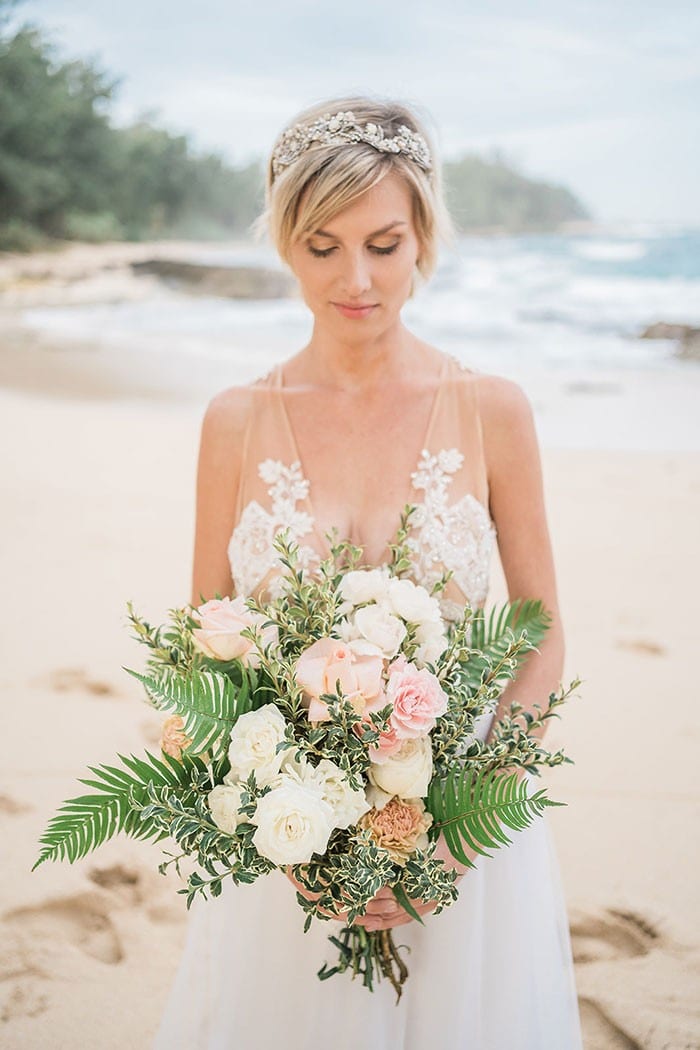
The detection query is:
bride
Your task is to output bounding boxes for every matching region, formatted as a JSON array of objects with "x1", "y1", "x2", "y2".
[{"x1": 153, "y1": 96, "x2": 583, "y2": 1049}]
